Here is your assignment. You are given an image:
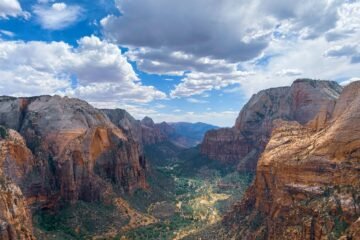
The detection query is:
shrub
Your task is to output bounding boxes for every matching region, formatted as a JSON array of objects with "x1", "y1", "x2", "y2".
[
  {"x1": 250, "y1": 211, "x2": 264, "y2": 230},
  {"x1": 332, "y1": 217, "x2": 349, "y2": 238},
  {"x1": 0, "y1": 126, "x2": 8, "y2": 139}
]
